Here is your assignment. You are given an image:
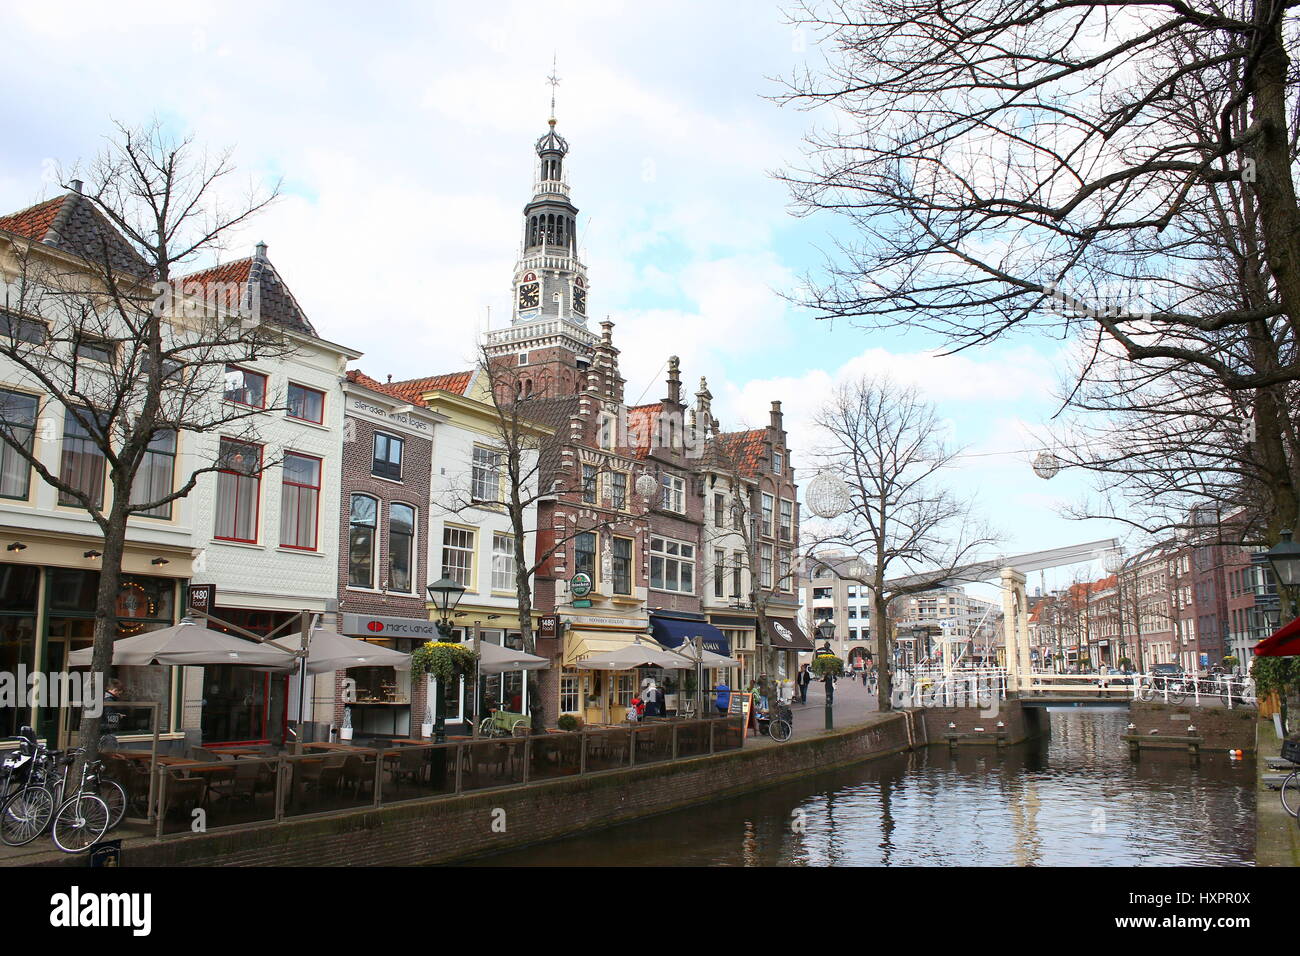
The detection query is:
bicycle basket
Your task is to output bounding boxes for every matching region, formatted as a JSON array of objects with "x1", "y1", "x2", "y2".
[{"x1": 1282, "y1": 735, "x2": 1300, "y2": 765}]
